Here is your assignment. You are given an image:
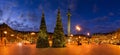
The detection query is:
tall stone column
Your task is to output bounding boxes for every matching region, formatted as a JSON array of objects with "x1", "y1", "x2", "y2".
[{"x1": 67, "y1": 9, "x2": 71, "y2": 37}]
